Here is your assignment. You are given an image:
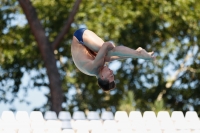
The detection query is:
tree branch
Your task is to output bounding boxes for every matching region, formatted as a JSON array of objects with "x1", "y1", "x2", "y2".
[{"x1": 52, "y1": 0, "x2": 82, "y2": 50}]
